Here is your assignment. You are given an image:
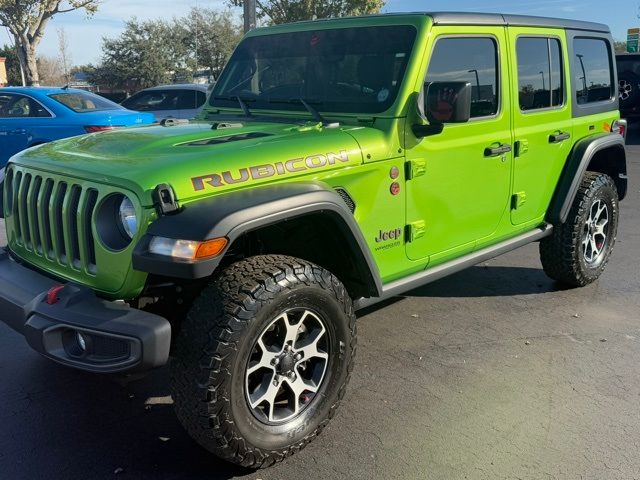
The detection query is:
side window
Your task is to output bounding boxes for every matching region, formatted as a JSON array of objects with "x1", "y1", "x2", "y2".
[
  {"x1": 175, "y1": 90, "x2": 197, "y2": 109},
  {"x1": 573, "y1": 38, "x2": 613, "y2": 104},
  {"x1": 0, "y1": 94, "x2": 14, "y2": 116},
  {"x1": 426, "y1": 37, "x2": 499, "y2": 118},
  {"x1": 195, "y1": 91, "x2": 207, "y2": 108},
  {"x1": 517, "y1": 37, "x2": 564, "y2": 111},
  {"x1": 122, "y1": 90, "x2": 182, "y2": 111},
  {"x1": 0, "y1": 94, "x2": 51, "y2": 118}
]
